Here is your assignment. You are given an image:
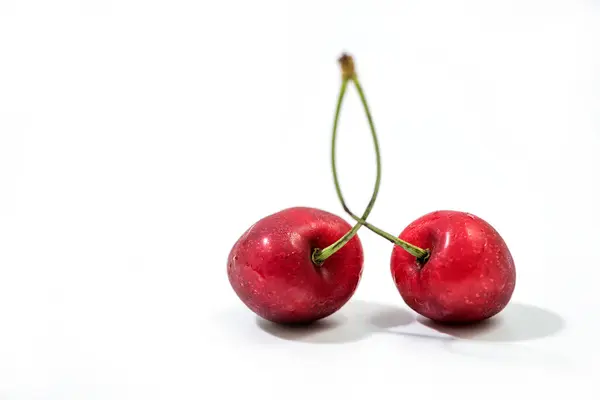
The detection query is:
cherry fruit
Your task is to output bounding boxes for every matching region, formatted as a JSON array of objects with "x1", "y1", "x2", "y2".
[
  {"x1": 391, "y1": 210, "x2": 516, "y2": 323},
  {"x1": 227, "y1": 207, "x2": 364, "y2": 324}
]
